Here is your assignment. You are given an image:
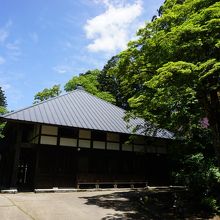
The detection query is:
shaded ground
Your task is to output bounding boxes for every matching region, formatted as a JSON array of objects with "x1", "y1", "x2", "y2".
[
  {"x1": 0, "y1": 189, "x2": 219, "y2": 219},
  {"x1": 81, "y1": 188, "x2": 219, "y2": 220}
]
